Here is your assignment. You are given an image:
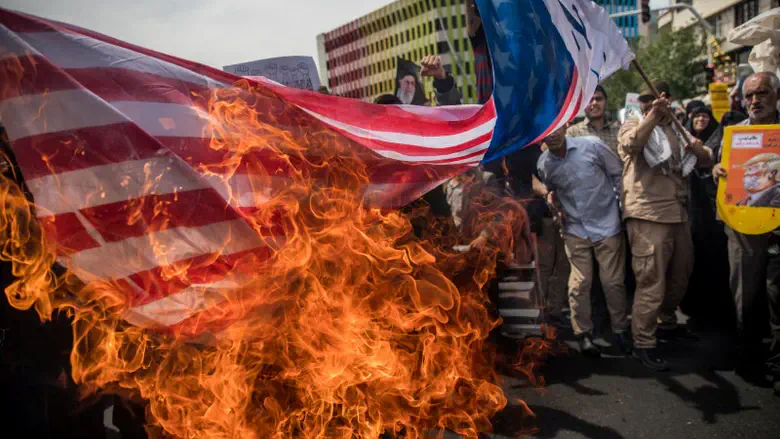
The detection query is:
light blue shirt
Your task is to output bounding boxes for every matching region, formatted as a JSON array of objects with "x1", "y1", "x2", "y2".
[{"x1": 537, "y1": 136, "x2": 623, "y2": 242}]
